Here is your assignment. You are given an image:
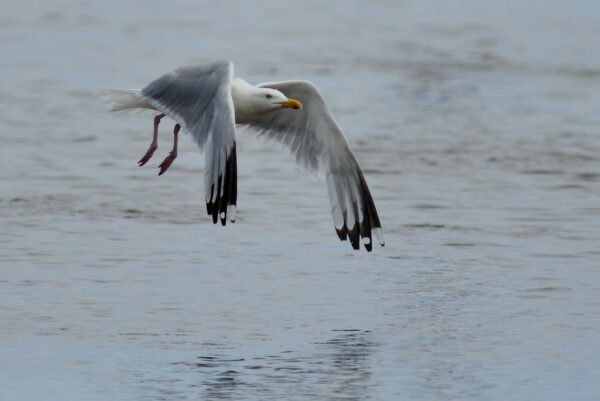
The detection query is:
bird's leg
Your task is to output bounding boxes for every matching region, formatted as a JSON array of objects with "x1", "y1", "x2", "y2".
[
  {"x1": 158, "y1": 123, "x2": 180, "y2": 176},
  {"x1": 138, "y1": 113, "x2": 165, "y2": 166}
]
